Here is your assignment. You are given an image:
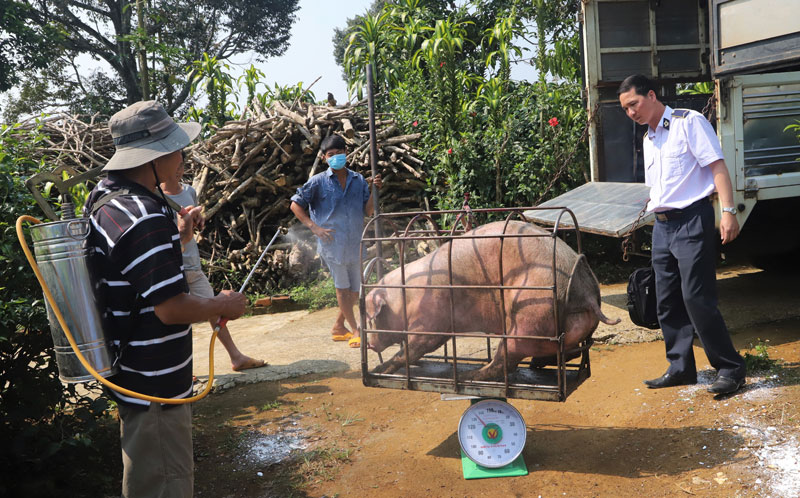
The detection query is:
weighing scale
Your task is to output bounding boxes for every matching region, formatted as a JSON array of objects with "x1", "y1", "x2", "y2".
[{"x1": 457, "y1": 398, "x2": 528, "y2": 479}]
